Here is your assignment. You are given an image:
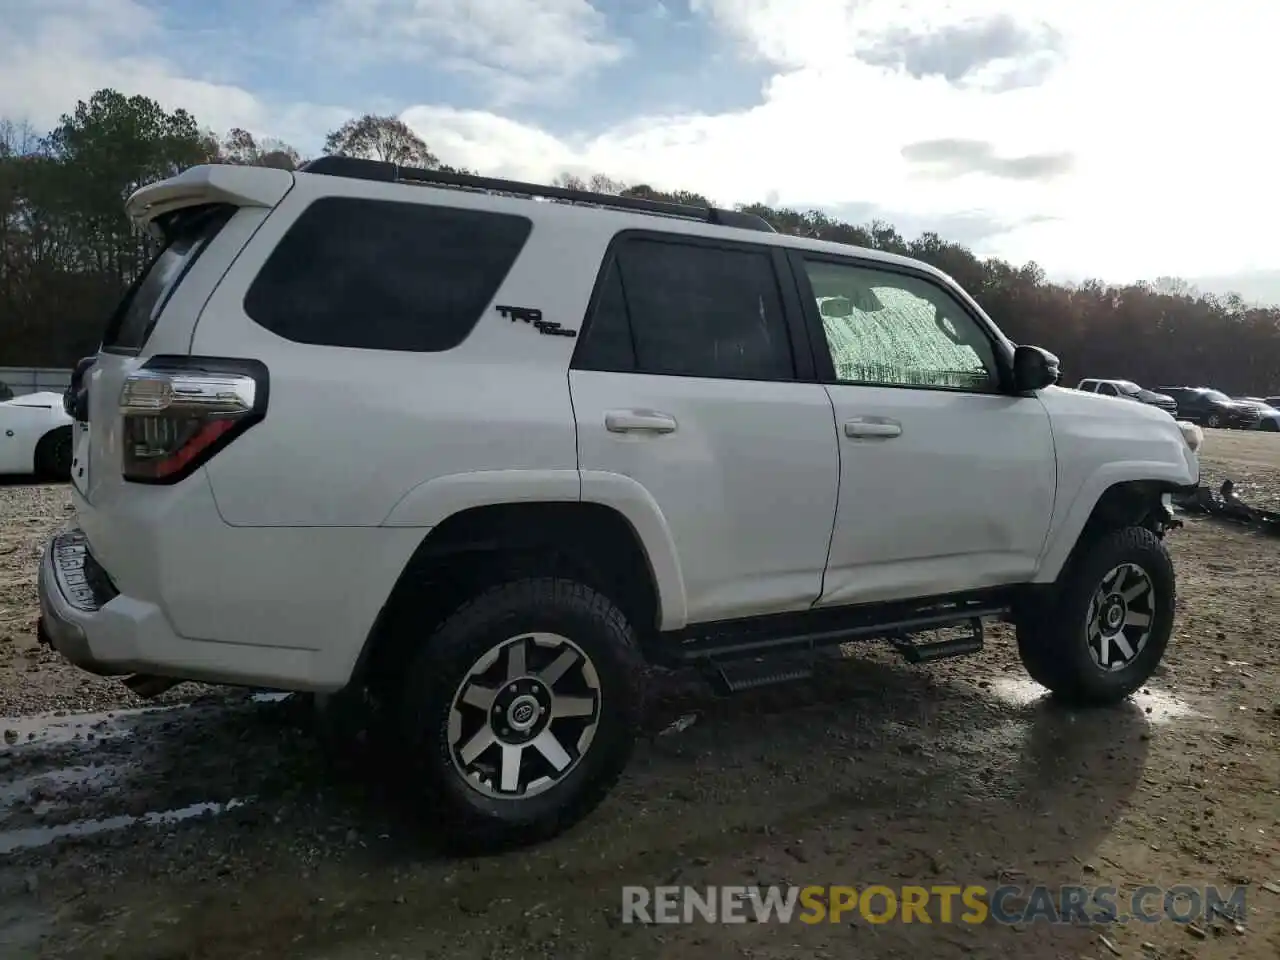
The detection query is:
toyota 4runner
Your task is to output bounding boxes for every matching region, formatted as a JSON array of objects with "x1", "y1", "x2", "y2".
[{"x1": 39, "y1": 157, "x2": 1202, "y2": 849}]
